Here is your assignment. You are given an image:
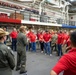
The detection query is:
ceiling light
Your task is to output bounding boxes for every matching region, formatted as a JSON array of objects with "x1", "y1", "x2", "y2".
[
  {"x1": 18, "y1": 0, "x2": 33, "y2": 1},
  {"x1": 70, "y1": 0, "x2": 74, "y2": 1}
]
